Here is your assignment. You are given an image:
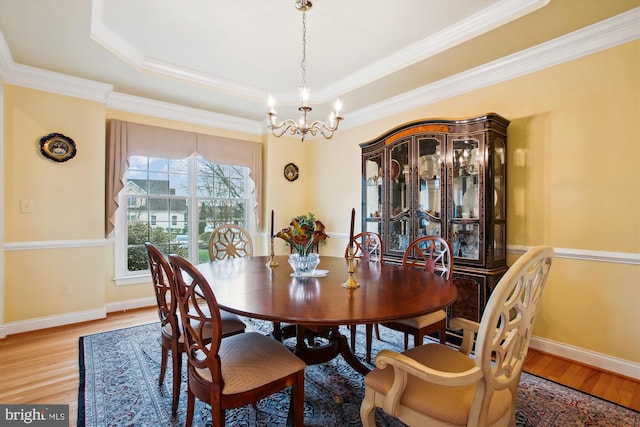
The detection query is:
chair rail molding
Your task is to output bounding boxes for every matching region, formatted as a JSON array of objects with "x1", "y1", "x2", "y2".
[
  {"x1": 3, "y1": 238, "x2": 108, "y2": 251},
  {"x1": 508, "y1": 245, "x2": 640, "y2": 266}
]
